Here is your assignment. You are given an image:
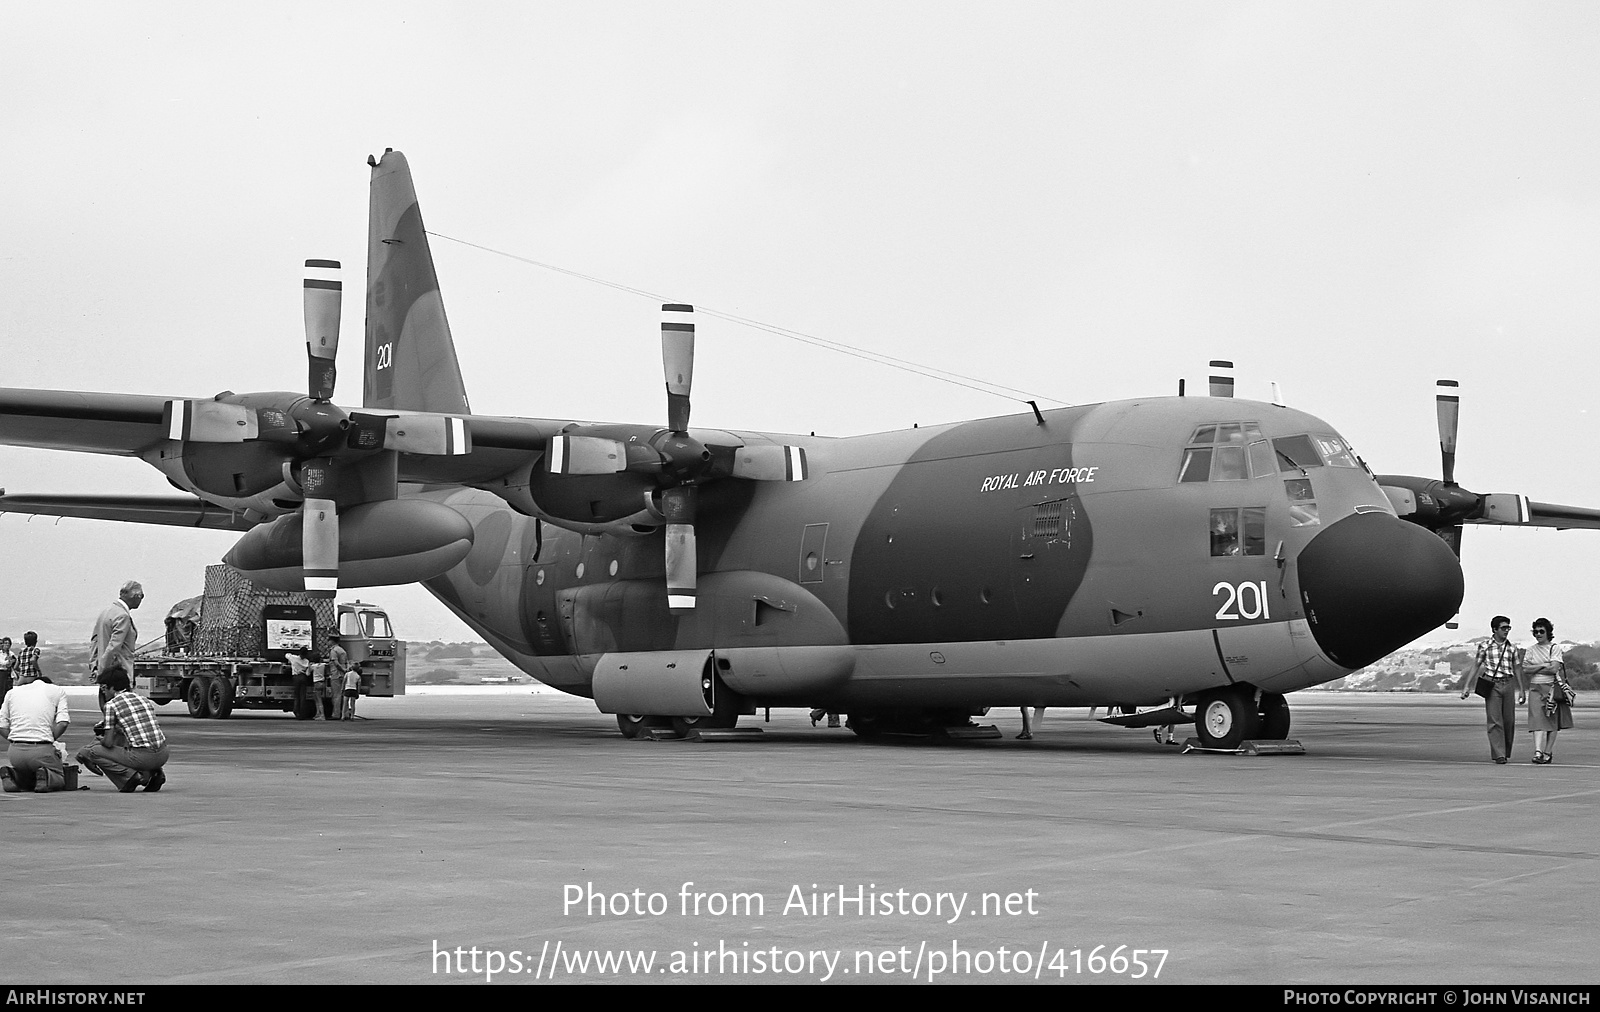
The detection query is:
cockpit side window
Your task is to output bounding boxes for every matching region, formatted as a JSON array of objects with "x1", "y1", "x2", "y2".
[
  {"x1": 1179, "y1": 447, "x2": 1213, "y2": 483},
  {"x1": 1313, "y1": 434, "x2": 1358, "y2": 467},
  {"x1": 1273, "y1": 434, "x2": 1323, "y2": 471}
]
